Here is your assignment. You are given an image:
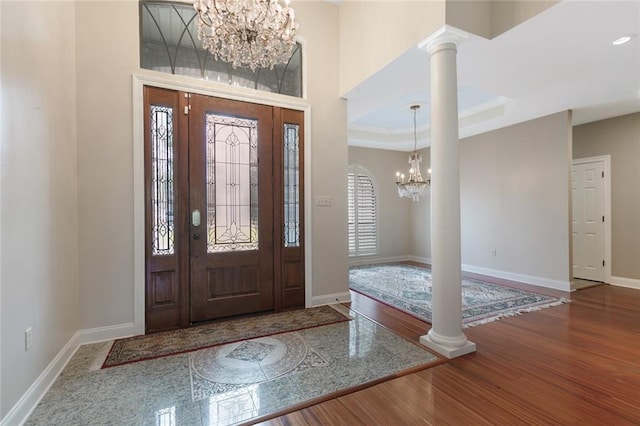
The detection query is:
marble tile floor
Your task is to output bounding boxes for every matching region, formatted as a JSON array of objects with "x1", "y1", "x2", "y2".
[{"x1": 26, "y1": 305, "x2": 440, "y2": 426}]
